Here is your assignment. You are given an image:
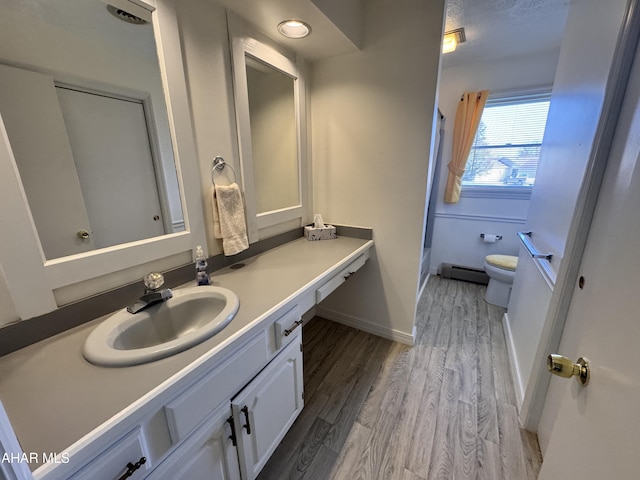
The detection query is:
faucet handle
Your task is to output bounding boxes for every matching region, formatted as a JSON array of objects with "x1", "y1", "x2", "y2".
[{"x1": 144, "y1": 272, "x2": 165, "y2": 291}]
